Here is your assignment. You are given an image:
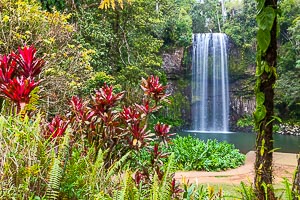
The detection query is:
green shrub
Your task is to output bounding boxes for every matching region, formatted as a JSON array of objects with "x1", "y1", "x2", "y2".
[
  {"x1": 135, "y1": 136, "x2": 245, "y2": 172},
  {"x1": 167, "y1": 136, "x2": 245, "y2": 171}
]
